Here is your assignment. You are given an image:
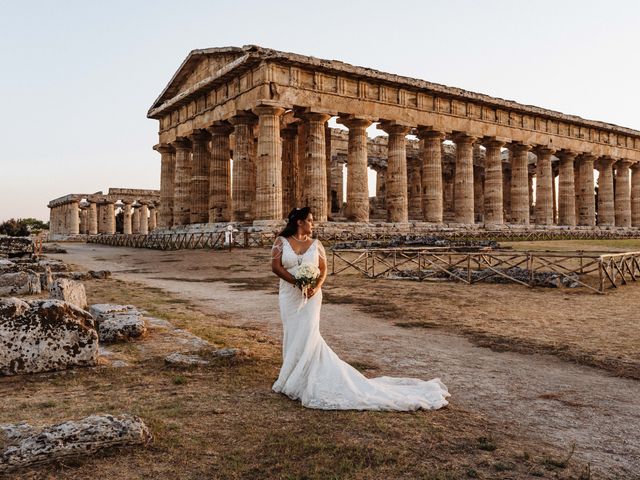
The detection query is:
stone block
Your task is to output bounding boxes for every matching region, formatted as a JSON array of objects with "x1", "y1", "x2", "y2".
[
  {"x1": 89, "y1": 304, "x2": 146, "y2": 343},
  {"x1": 0, "y1": 414, "x2": 152, "y2": 473},
  {"x1": 0, "y1": 299, "x2": 98, "y2": 375},
  {"x1": 0, "y1": 271, "x2": 41, "y2": 296},
  {"x1": 49, "y1": 278, "x2": 88, "y2": 310}
]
